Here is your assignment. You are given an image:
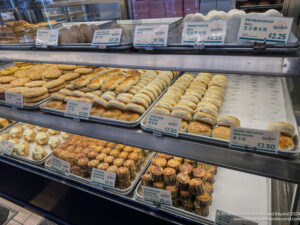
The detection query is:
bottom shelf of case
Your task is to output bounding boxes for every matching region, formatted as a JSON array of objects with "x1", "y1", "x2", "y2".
[{"x1": 0, "y1": 154, "x2": 272, "y2": 225}]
